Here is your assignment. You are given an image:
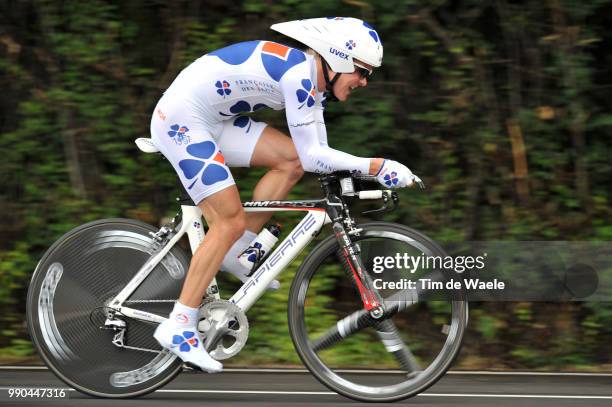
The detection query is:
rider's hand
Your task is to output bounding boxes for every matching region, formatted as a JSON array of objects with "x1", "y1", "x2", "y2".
[{"x1": 375, "y1": 159, "x2": 420, "y2": 188}]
